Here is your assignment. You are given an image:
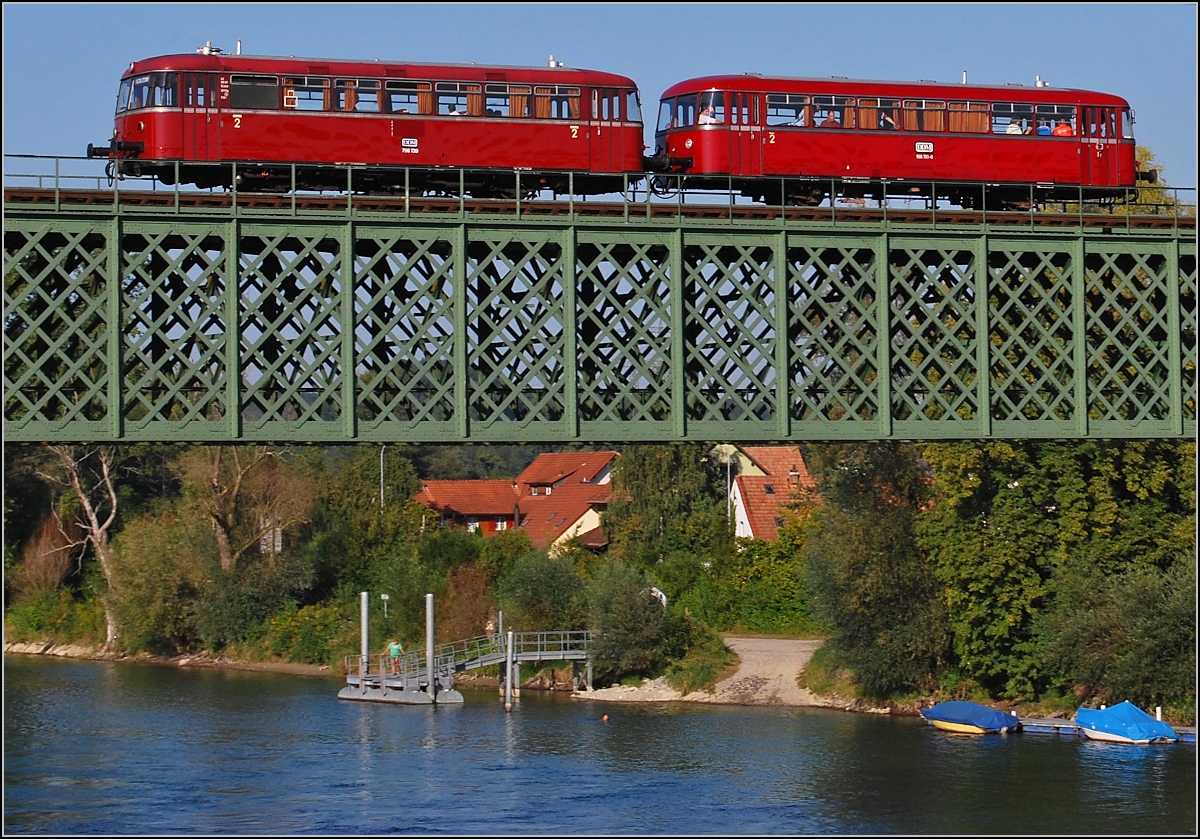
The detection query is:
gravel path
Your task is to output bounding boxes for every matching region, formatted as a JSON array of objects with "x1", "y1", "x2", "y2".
[{"x1": 577, "y1": 636, "x2": 827, "y2": 706}]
